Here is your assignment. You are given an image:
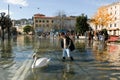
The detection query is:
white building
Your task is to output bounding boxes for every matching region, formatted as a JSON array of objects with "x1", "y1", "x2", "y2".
[
  {"x1": 90, "y1": 2, "x2": 120, "y2": 36},
  {"x1": 106, "y1": 2, "x2": 120, "y2": 35}
]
